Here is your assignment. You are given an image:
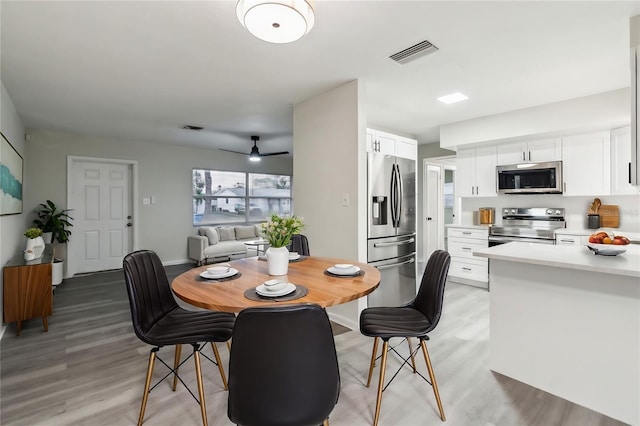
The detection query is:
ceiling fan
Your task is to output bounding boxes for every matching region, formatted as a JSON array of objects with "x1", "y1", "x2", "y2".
[{"x1": 220, "y1": 135, "x2": 289, "y2": 162}]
